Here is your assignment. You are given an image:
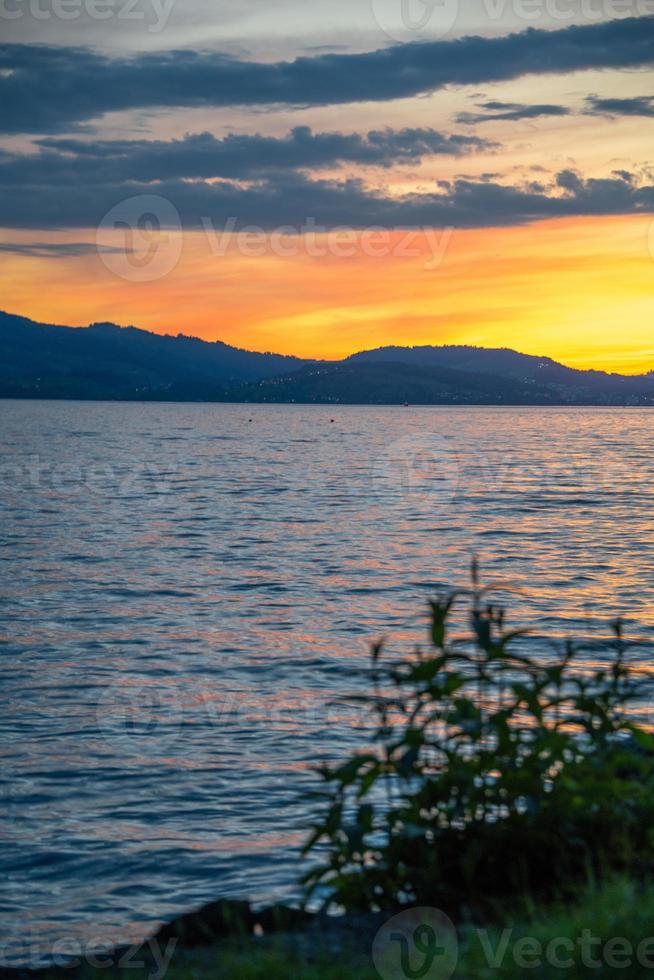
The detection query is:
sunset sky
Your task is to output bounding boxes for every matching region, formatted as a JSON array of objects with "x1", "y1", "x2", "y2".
[{"x1": 1, "y1": 3, "x2": 653, "y2": 372}]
